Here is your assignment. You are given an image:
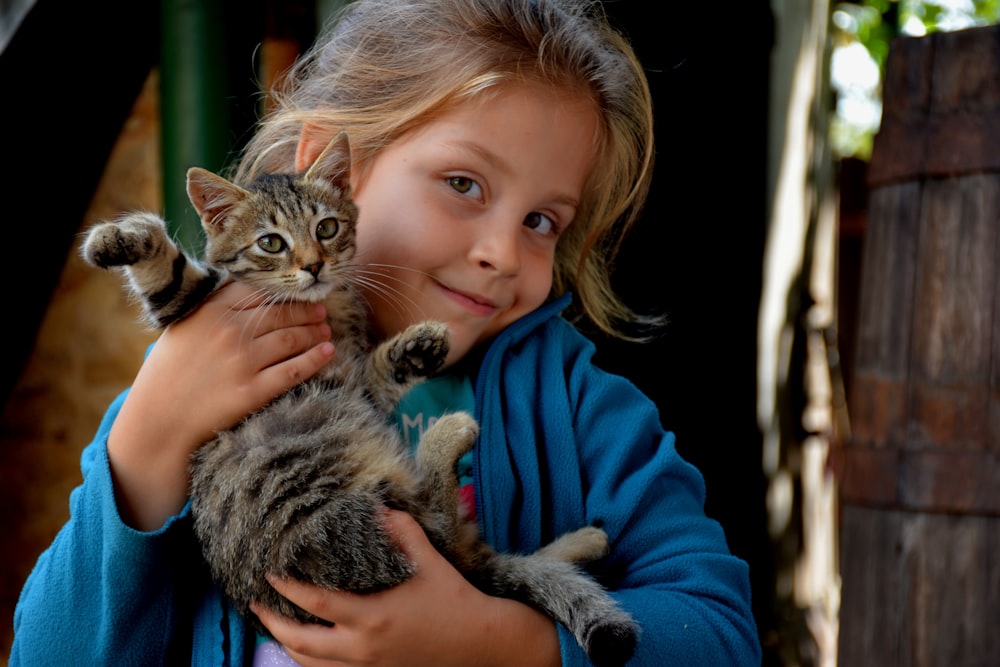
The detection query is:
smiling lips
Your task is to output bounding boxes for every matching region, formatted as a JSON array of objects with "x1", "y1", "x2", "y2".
[{"x1": 437, "y1": 280, "x2": 498, "y2": 317}]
